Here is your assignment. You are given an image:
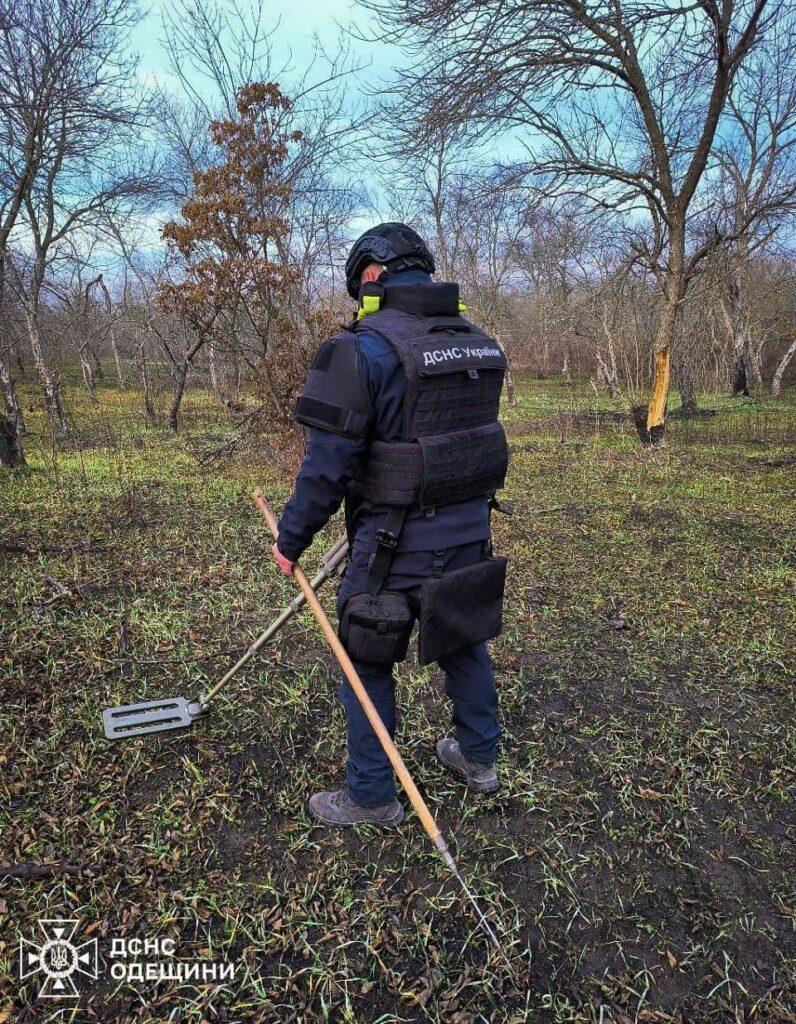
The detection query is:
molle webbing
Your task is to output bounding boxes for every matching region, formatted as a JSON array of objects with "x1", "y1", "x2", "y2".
[
  {"x1": 350, "y1": 440, "x2": 422, "y2": 505},
  {"x1": 350, "y1": 423, "x2": 508, "y2": 508},
  {"x1": 417, "y1": 422, "x2": 508, "y2": 506},
  {"x1": 412, "y1": 371, "x2": 504, "y2": 436}
]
